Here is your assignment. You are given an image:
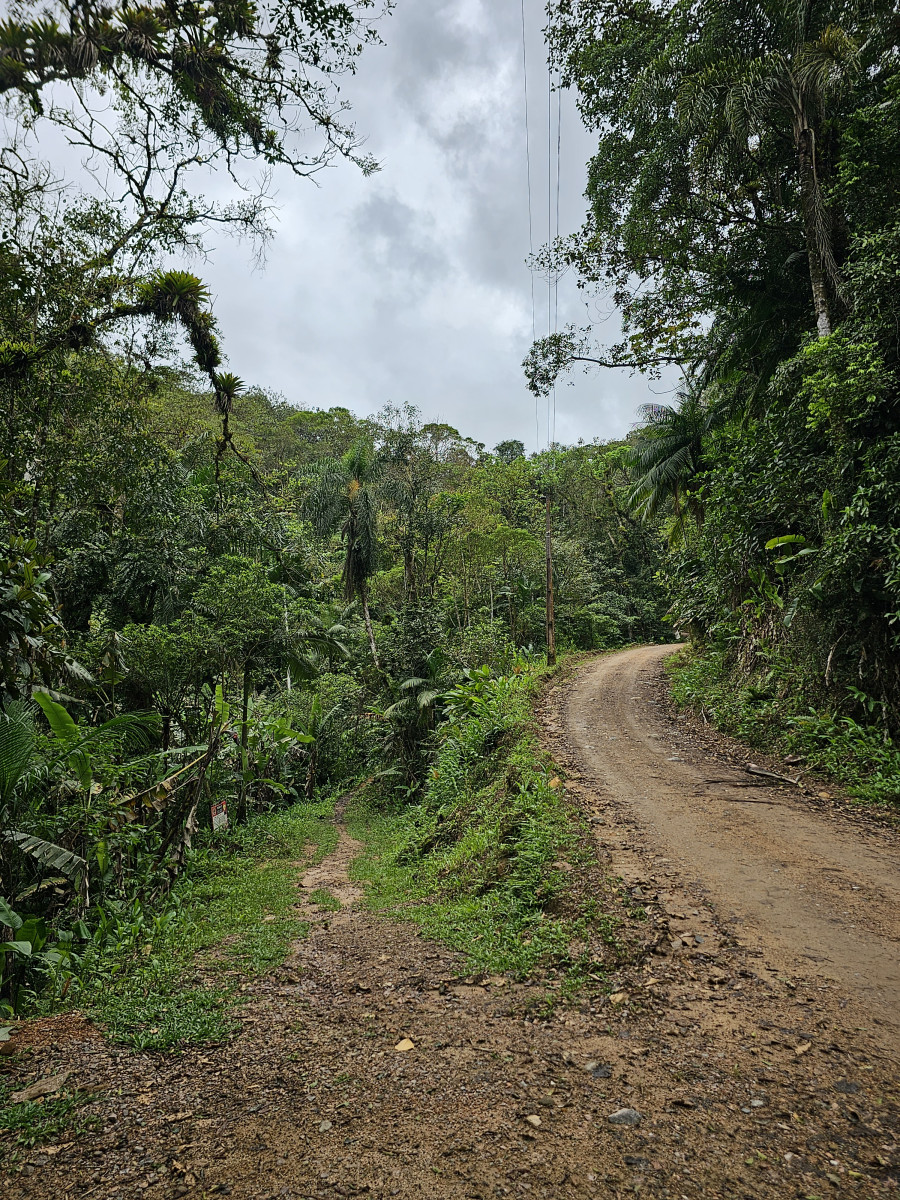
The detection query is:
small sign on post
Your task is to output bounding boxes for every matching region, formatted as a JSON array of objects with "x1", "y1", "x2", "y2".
[{"x1": 210, "y1": 798, "x2": 229, "y2": 831}]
